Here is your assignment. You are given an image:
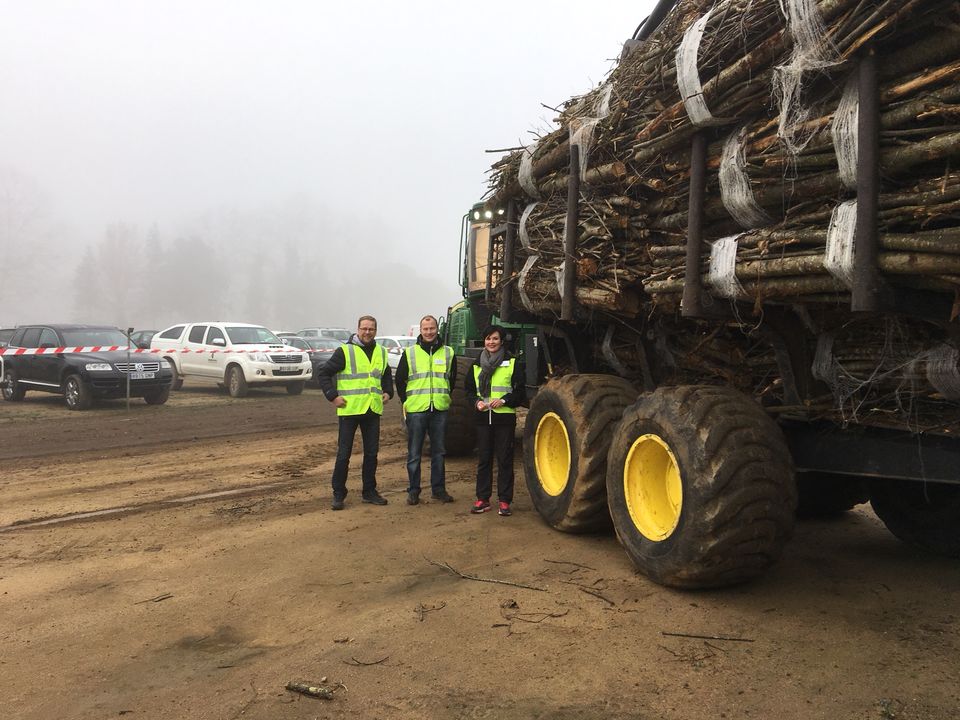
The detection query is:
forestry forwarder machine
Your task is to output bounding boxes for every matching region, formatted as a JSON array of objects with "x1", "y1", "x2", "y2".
[{"x1": 441, "y1": 7, "x2": 960, "y2": 590}]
